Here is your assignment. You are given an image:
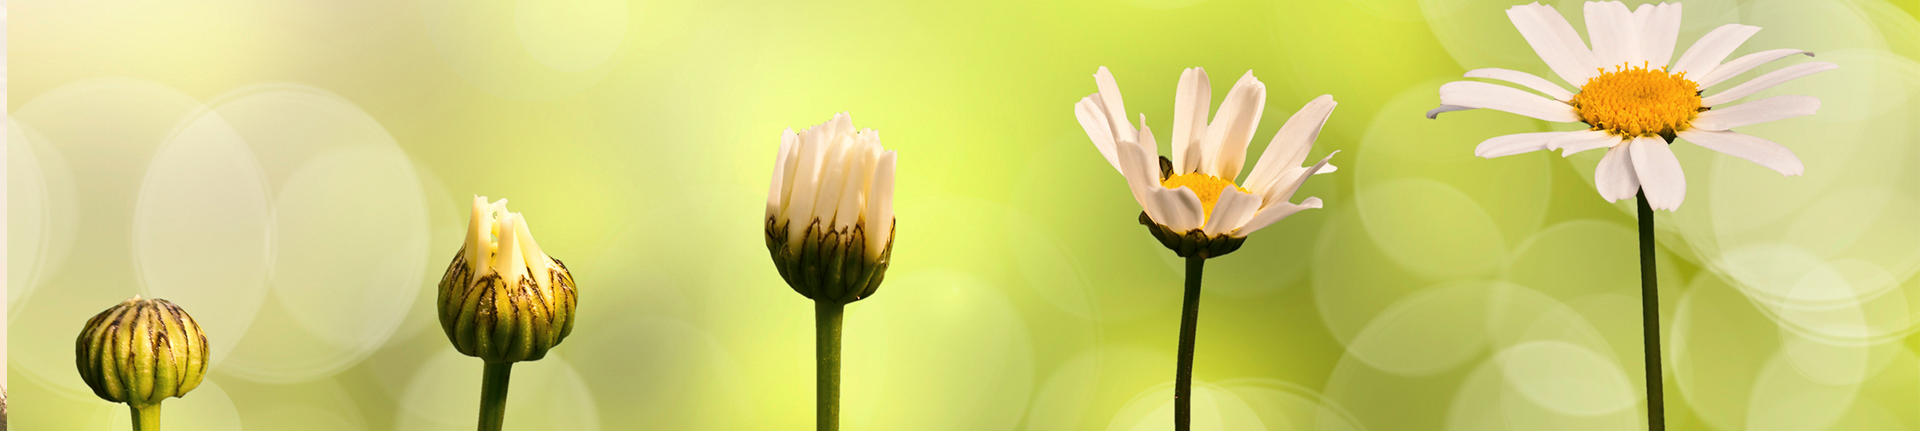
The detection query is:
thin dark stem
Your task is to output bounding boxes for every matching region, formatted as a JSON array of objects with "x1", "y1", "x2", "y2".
[
  {"x1": 130, "y1": 404, "x2": 161, "y2": 431},
  {"x1": 1637, "y1": 191, "x2": 1666, "y2": 431},
  {"x1": 478, "y1": 362, "x2": 513, "y2": 431},
  {"x1": 816, "y1": 300, "x2": 845, "y2": 431},
  {"x1": 1174, "y1": 256, "x2": 1206, "y2": 431}
]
